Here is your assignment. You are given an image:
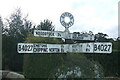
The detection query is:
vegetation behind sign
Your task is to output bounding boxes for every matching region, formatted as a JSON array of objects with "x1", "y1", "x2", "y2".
[{"x1": 1, "y1": 8, "x2": 120, "y2": 78}]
